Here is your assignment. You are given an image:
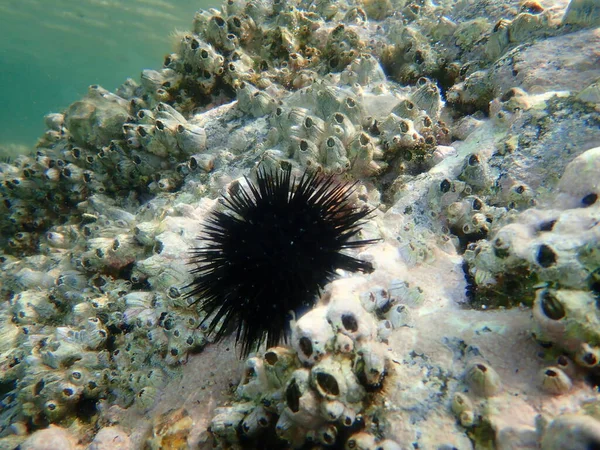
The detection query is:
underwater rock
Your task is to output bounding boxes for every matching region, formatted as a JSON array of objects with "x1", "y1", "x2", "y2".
[
  {"x1": 0, "y1": 0, "x2": 599, "y2": 448},
  {"x1": 19, "y1": 426, "x2": 75, "y2": 450},
  {"x1": 87, "y1": 426, "x2": 131, "y2": 450}
]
